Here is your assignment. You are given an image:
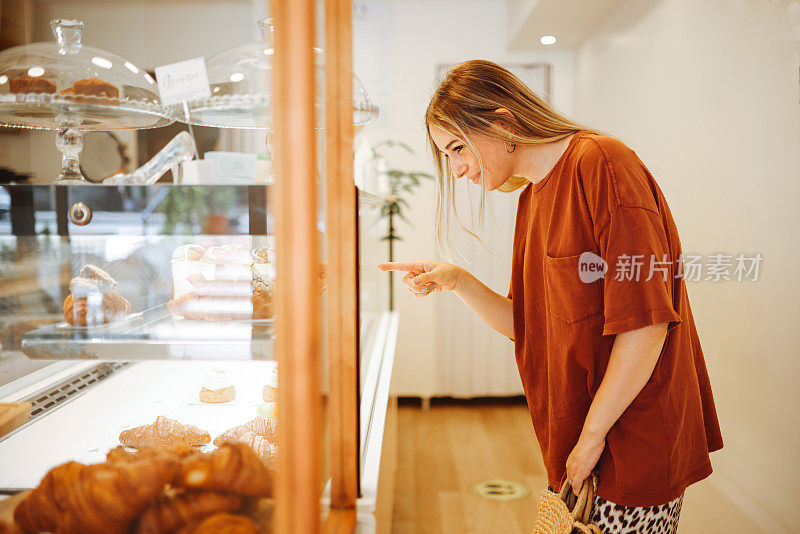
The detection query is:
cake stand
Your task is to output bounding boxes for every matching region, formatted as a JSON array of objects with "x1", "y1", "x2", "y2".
[{"x1": 0, "y1": 19, "x2": 173, "y2": 184}]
